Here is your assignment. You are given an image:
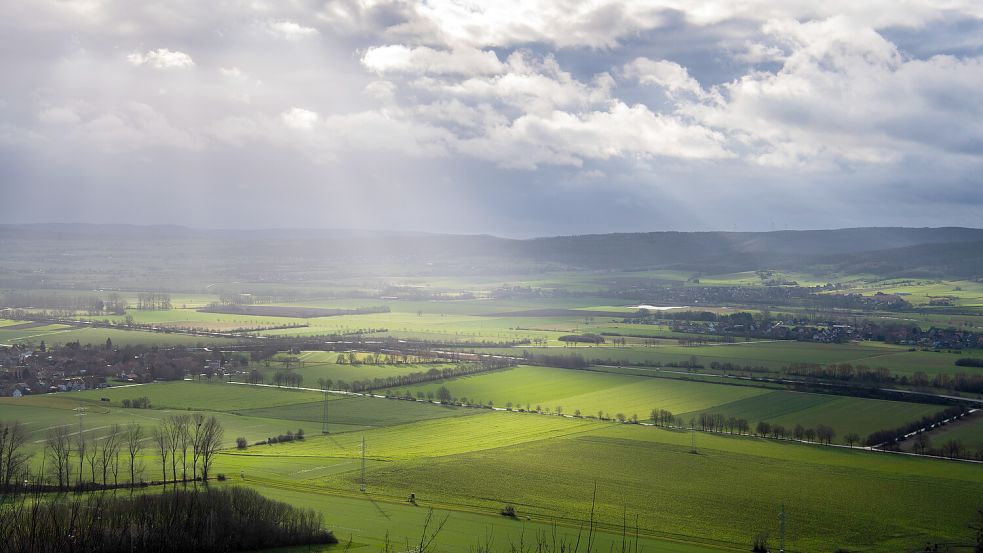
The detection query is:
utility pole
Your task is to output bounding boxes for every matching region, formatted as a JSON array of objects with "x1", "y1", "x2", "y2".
[
  {"x1": 359, "y1": 435, "x2": 366, "y2": 492},
  {"x1": 779, "y1": 502, "x2": 786, "y2": 553}
]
